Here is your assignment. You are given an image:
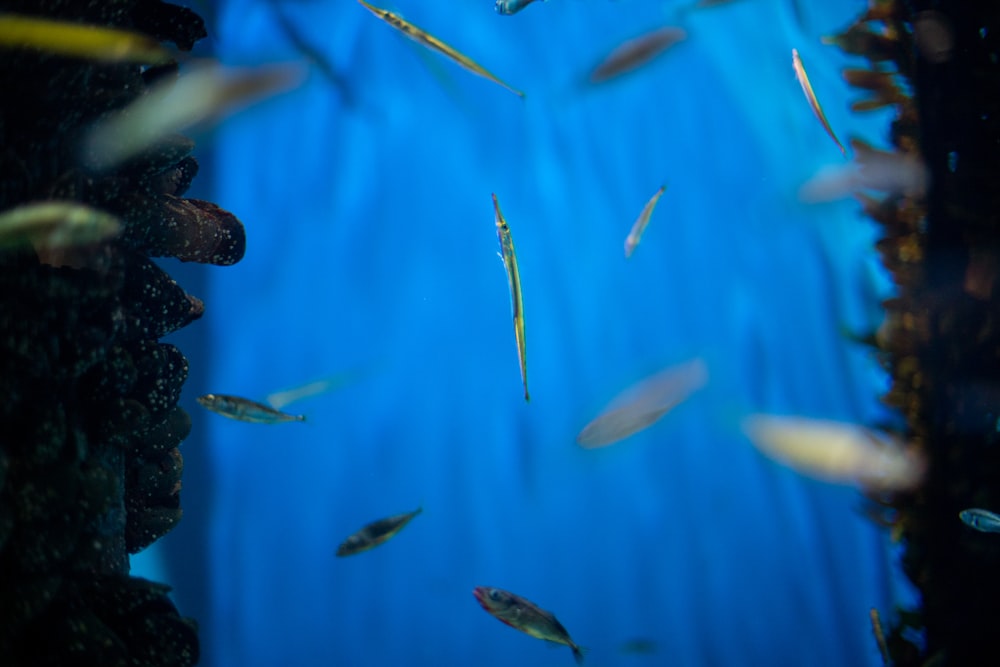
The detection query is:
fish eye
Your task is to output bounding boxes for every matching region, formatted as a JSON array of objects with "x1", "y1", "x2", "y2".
[{"x1": 488, "y1": 589, "x2": 501, "y2": 601}]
